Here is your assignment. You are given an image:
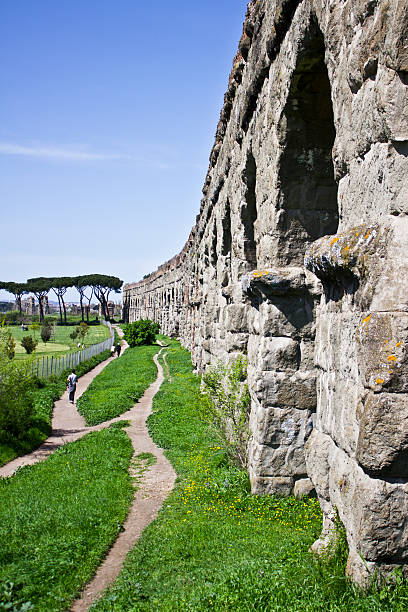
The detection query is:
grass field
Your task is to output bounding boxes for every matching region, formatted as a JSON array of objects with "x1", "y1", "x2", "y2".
[
  {"x1": 92, "y1": 341, "x2": 408, "y2": 612},
  {"x1": 6, "y1": 323, "x2": 110, "y2": 360},
  {"x1": 0, "y1": 423, "x2": 134, "y2": 612},
  {"x1": 77, "y1": 344, "x2": 160, "y2": 425}
]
